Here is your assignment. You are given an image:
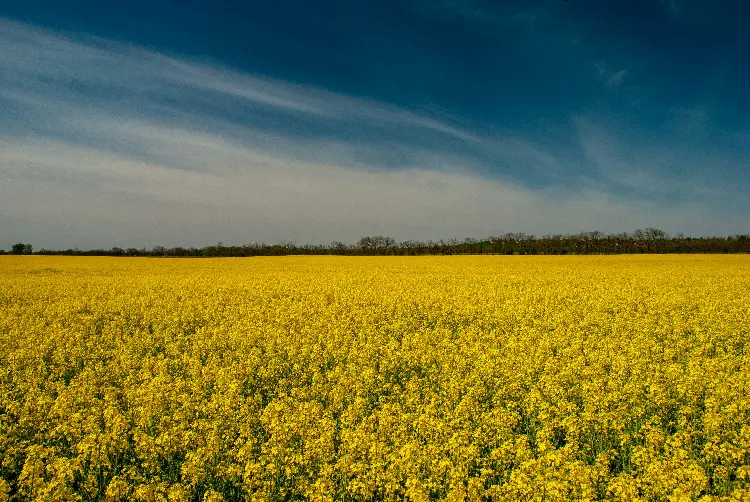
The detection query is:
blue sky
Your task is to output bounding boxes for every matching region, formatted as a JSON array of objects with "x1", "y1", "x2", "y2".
[{"x1": 1, "y1": 0, "x2": 749, "y2": 248}]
